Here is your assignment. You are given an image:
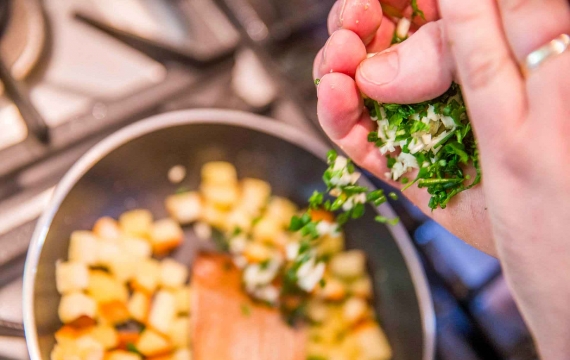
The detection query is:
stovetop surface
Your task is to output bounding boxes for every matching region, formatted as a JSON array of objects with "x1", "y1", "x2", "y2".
[{"x1": 0, "y1": 1, "x2": 536, "y2": 359}]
